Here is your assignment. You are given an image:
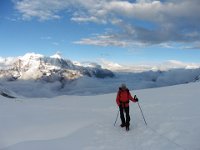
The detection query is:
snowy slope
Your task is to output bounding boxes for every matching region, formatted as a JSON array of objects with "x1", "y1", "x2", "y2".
[{"x1": 0, "y1": 82, "x2": 200, "y2": 150}]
